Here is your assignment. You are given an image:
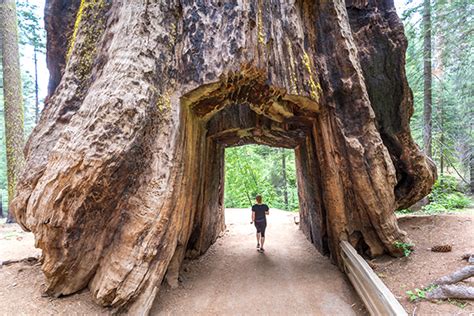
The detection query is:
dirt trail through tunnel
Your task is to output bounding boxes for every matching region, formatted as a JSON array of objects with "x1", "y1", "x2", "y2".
[{"x1": 152, "y1": 208, "x2": 365, "y2": 315}]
